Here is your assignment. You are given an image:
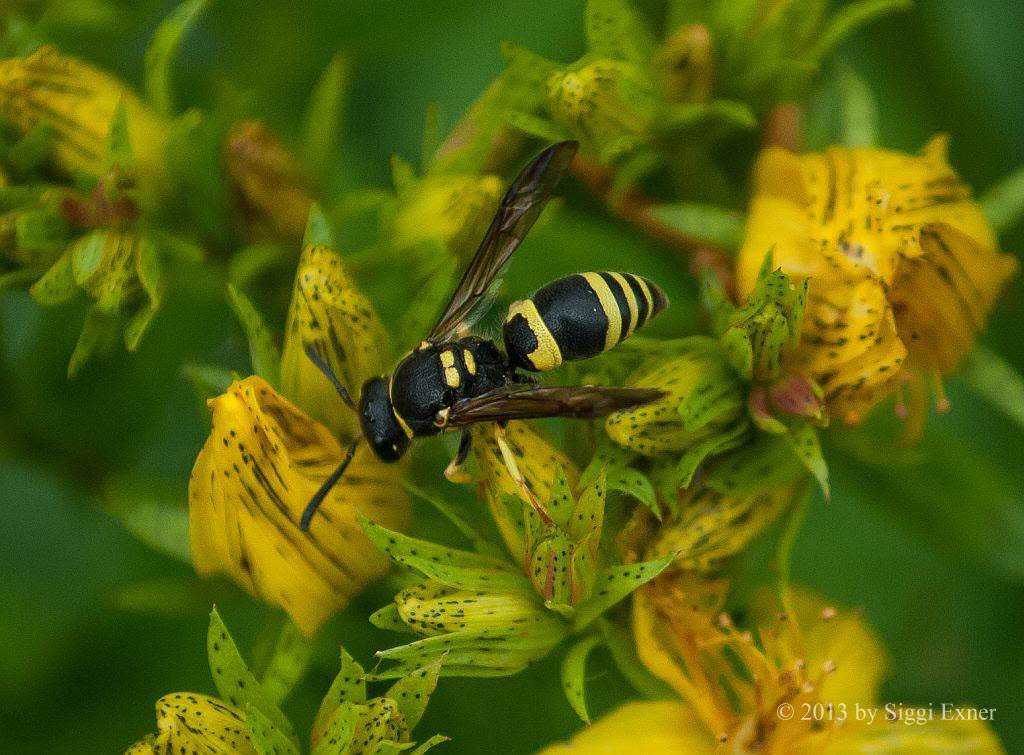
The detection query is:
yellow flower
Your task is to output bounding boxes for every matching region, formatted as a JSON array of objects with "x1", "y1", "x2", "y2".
[
  {"x1": 225, "y1": 120, "x2": 314, "y2": 242},
  {"x1": 280, "y1": 243, "x2": 390, "y2": 441},
  {"x1": 190, "y1": 243, "x2": 408, "y2": 635},
  {"x1": 554, "y1": 570, "x2": 1008, "y2": 754},
  {"x1": 0, "y1": 46, "x2": 168, "y2": 197},
  {"x1": 189, "y1": 376, "x2": 409, "y2": 636},
  {"x1": 390, "y1": 172, "x2": 505, "y2": 259},
  {"x1": 126, "y1": 693, "x2": 255, "y2": 755},
  {"x1": 737, "y1": 138, "x2": 1017, "y2": 424}
]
